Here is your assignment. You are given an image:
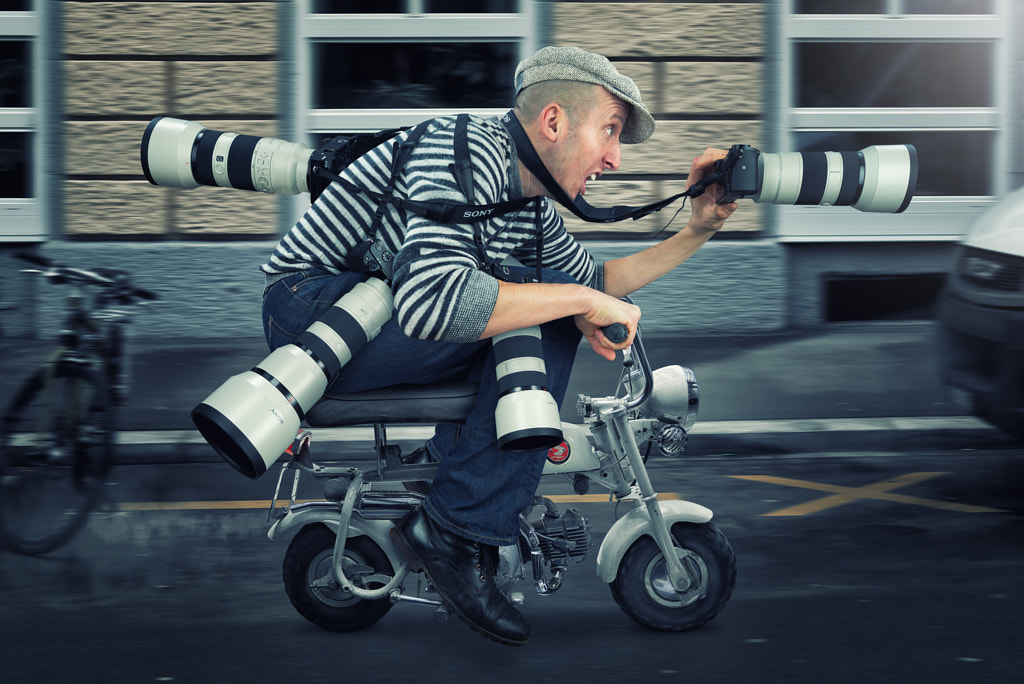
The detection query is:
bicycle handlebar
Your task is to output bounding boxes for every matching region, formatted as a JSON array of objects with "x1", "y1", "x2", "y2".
[
  {"x1": 14, "y1": 252, "x2": 160, "y2": 302},
  {"x1": 15, "y1": 252, "x2": 51, "y2": 268}
]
